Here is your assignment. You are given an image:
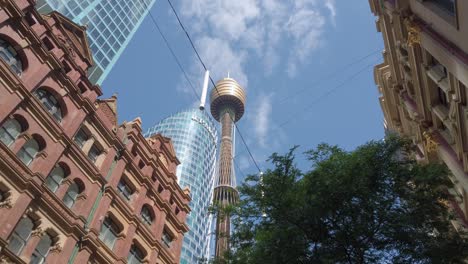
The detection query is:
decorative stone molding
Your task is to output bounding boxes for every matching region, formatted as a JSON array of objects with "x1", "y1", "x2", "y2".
[
  {"x1": 31, "y1": 227, "x2": 45, "y2": 237},
  {"x1": 0, "y1": 197, "x2": 12, "y2": 209},
  {"x1": 0, "y1": 256, "x2": 12, "y2": 264},
  {"x1": 423, "y1": 131, "x2": 438, "y2": 153},
  {"x1": 405, "y1": 19, "x2": 421, "y2": 46},
  {"x1": 57, "y1": 35, "x2": 76, "y2": 58},
  {"x1": 50, "y1": 243, "x2": 63, "y2": 253}
]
